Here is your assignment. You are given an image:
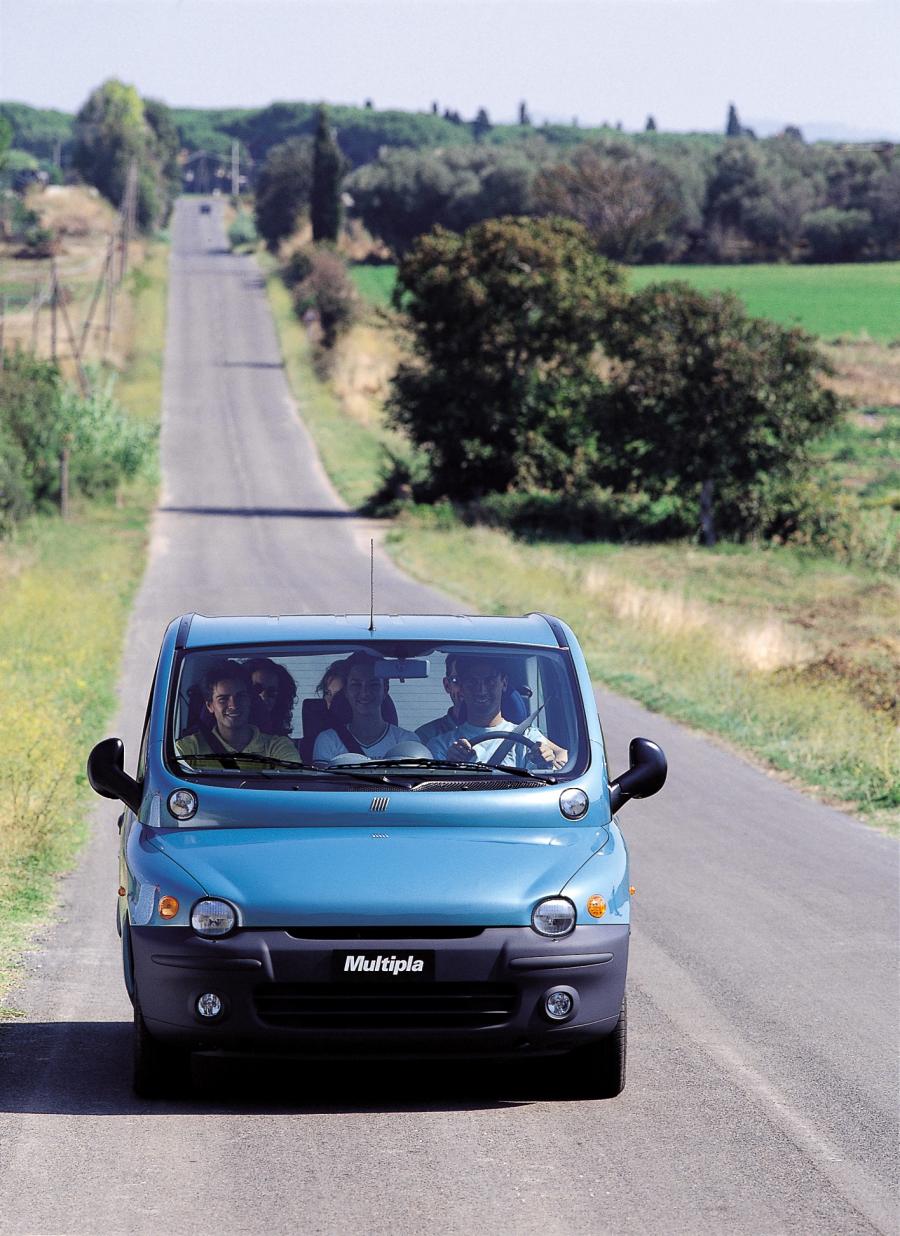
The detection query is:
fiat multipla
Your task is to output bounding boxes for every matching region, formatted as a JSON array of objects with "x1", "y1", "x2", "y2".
[{"x1": 87, "y1": 612, "x2": 666, "y2": 1098}]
